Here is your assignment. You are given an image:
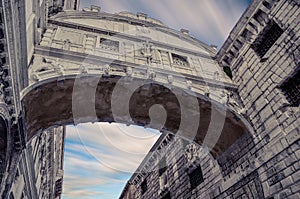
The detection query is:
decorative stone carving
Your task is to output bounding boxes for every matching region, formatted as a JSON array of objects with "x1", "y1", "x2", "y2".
[
  {"x1": 55, "y1": 64, "x2": 64, "y2": 75},
  {"x1": 146, "y1": 68, "x2": 155, "y2": 79},
  {"x1": 0, "y1": 104, "x2": 10, "y2": 120},
  {"x1": 141, "y1": 42, "x2": 153, "y2": 65},
  {"x1": 126, "y1": 67, "x2": 133, "y2": 77},
  {"x1": 204, "y1": 86, "x2": 210, "y2": 97},
  {"x1": 220, "y1": 91, "x2": 228, "y2": 105},
  {"x1": 79, "y1": 65, "x2": 88, "y2": 74},
  {"x1": 213, "y1": 71, "x2": 220, "y2": 81},
  {"x1": 31, "y1": 73, "x2": 40, "y2": 82},
  {"x1": 226, "y1": 92, "x2": 246, "y2": 115},
  {"x1": 184, "y1": 143, "x2": 200, "y2": 165},
  {"x1": 103, "y1": 64, "x2": 110, "y2": 75},
  {"x1": 186, "y1": 80, "x2": 192, "y2": 89},
  {"x1": 151, "y1": 49, "x2": 162, "y2": 64},
  {"x1": 167, "y1": 75, "x2": 173, "y2": 84},
  {"x1": 62, "y1": 39, "x2": 71, "y2": 50},
  {"x1": 0, "y1": 83, "x2": 5, "y2": 102}
]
